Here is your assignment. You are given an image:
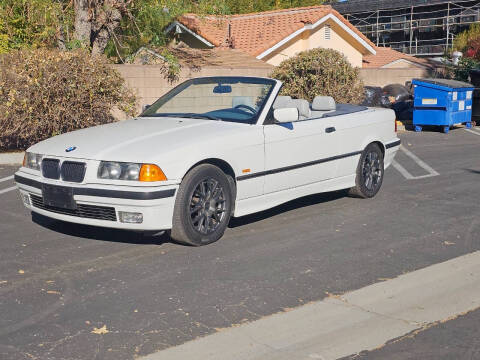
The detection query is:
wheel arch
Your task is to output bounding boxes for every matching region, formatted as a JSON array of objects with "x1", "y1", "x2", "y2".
[
  {"x1": 369, "y1": 141, "x2": 385, "y2": 157},
  {"x1": 183, "y1": 158, "x2": 237, "y2": 182},
  {"x1": 182, "y1": 158, "x2": 237, "y2": 214}
]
